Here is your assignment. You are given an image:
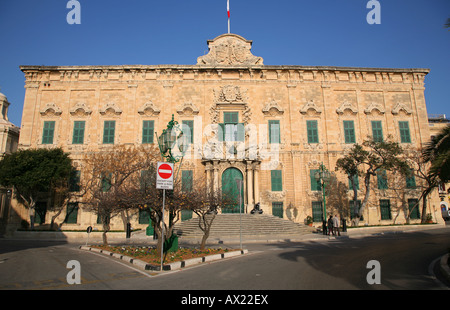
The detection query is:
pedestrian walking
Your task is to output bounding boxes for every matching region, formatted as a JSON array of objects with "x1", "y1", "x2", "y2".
[
  {"x1": 327, "y1": 215, "x2": 334, "y2": 235},
  {"x1": 333, "y1": 214, "x2": 340, "y2": 236}
]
